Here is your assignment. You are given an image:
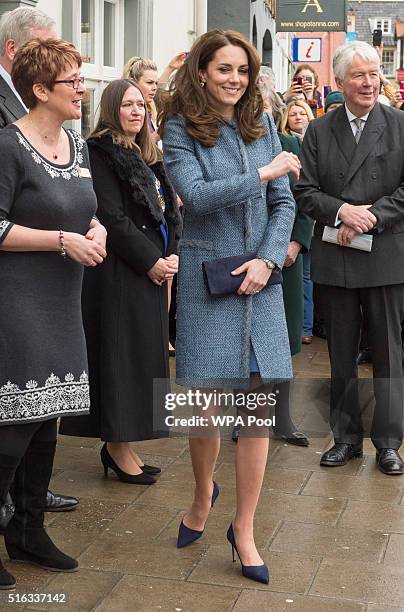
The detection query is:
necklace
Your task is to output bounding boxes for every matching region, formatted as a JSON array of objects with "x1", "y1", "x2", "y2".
[{"x1": 20, "y1": 117, "x2": 63, "y2": 160}]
